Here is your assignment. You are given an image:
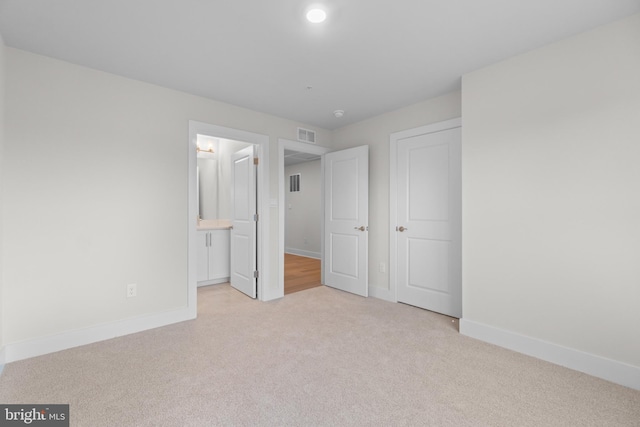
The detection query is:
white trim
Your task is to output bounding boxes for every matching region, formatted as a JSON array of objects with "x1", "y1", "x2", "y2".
[
  {"x1": 391, "y1": 117, "x2": 462, "y2": 141},
  {"x1": 188, "y1": 124, "x2": 199, "y2": 318},
  {"x1": 278, "y1": 139, "x2": 330, "y2": 298},
  {"x1": 0, "y1": 347, "x2": 5, "y2": 366},
  {"x1": 4, "y1": 307, "x2": 192, "y2": 363},
  {"x1": 460, "y1": 319, "x2": 640, "y2": 391},
  {"x1": 389, "y1": 128, "x2": 398, "y2": 302},
  {"x1": 389, "y1": 118, "x2": 462, "y2": 303},
  {"x1": 189, "y1": 121, "x2": 271, "y2": 301},
  {"x1": 285, "y1": 248, "x2": 321, "y2": 259}
]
